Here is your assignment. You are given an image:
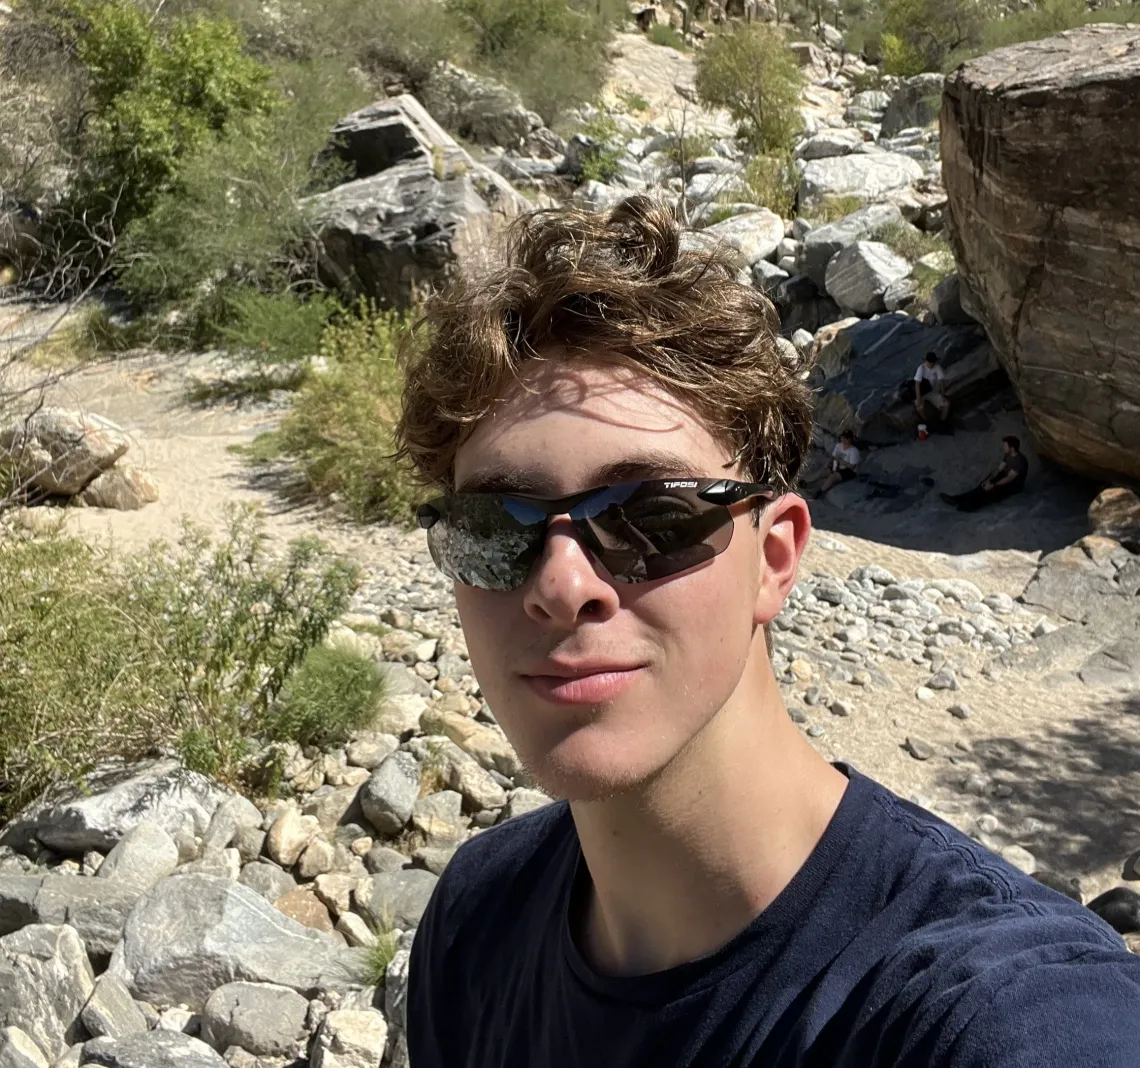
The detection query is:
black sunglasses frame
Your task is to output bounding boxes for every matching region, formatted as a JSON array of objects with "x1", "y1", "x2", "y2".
[{"x1": 416, "y1": 478, "x2": 777, "y2": 591}]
